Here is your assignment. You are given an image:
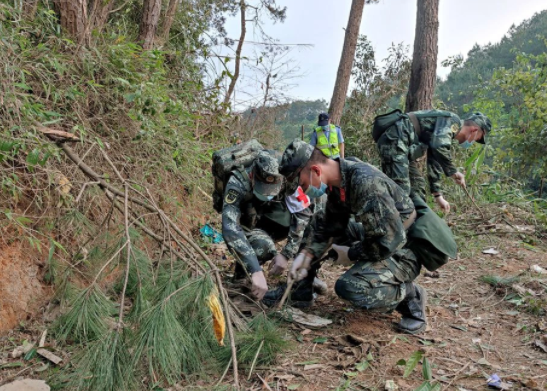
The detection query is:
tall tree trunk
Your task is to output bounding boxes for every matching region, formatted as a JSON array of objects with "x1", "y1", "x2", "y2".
[
  {"x1": 328, "y1": 0, "x2": 365, "y2": 126},
  {"x1": 223, "y1": 0, "x2": 246, "y2": 108},
  {"x1": 138, "y1": 0, "x2": 162, "y2": 50},
  {"x1": 162, "y1": 0, "x2": 179, "y2": 40},
  {"x1": 23, "y1": 0, "x2": 39, "y2": 20},
  {"x1": 405, "y1": 0, "x2": 439, "y2": 112},
  {"x1": 56, "y1": 0, "x2": 88, "y2": 44}
]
